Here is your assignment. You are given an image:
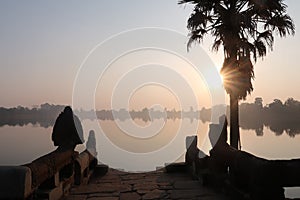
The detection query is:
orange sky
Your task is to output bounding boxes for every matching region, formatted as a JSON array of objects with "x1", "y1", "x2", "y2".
[{"x1": 0, "y1": 0, "x2": 299, "y2": 109}]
